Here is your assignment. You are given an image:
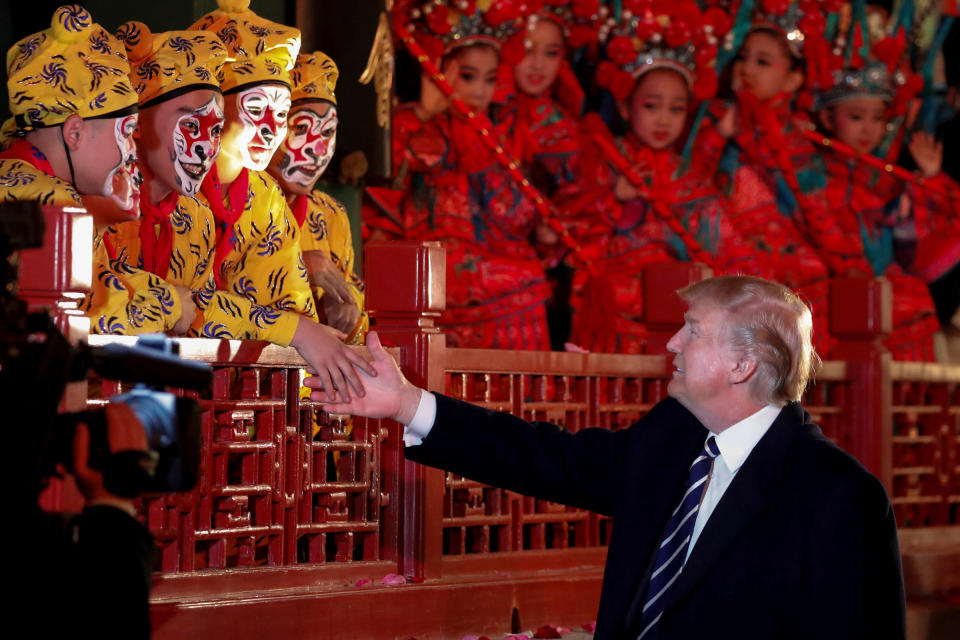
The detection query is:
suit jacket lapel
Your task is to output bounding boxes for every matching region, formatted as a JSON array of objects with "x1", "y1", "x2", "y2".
[{"x1": 661, "y1": 402, "x2": 806, "y2": 610}]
